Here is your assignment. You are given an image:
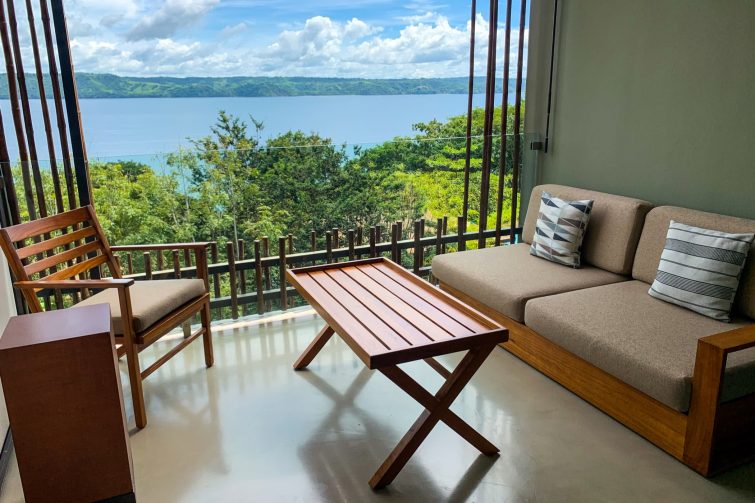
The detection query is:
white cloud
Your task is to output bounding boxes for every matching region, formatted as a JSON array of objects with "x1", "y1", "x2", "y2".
[
  {"x1": 220, "y1": 22, "x2": 249, "y2": 39},
  {"x1": 126, "y1": 0, "x2": 219, "y2": 41},
  {"x1": 66, "y1": 9, "x2": 528, "y2": 79}
]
